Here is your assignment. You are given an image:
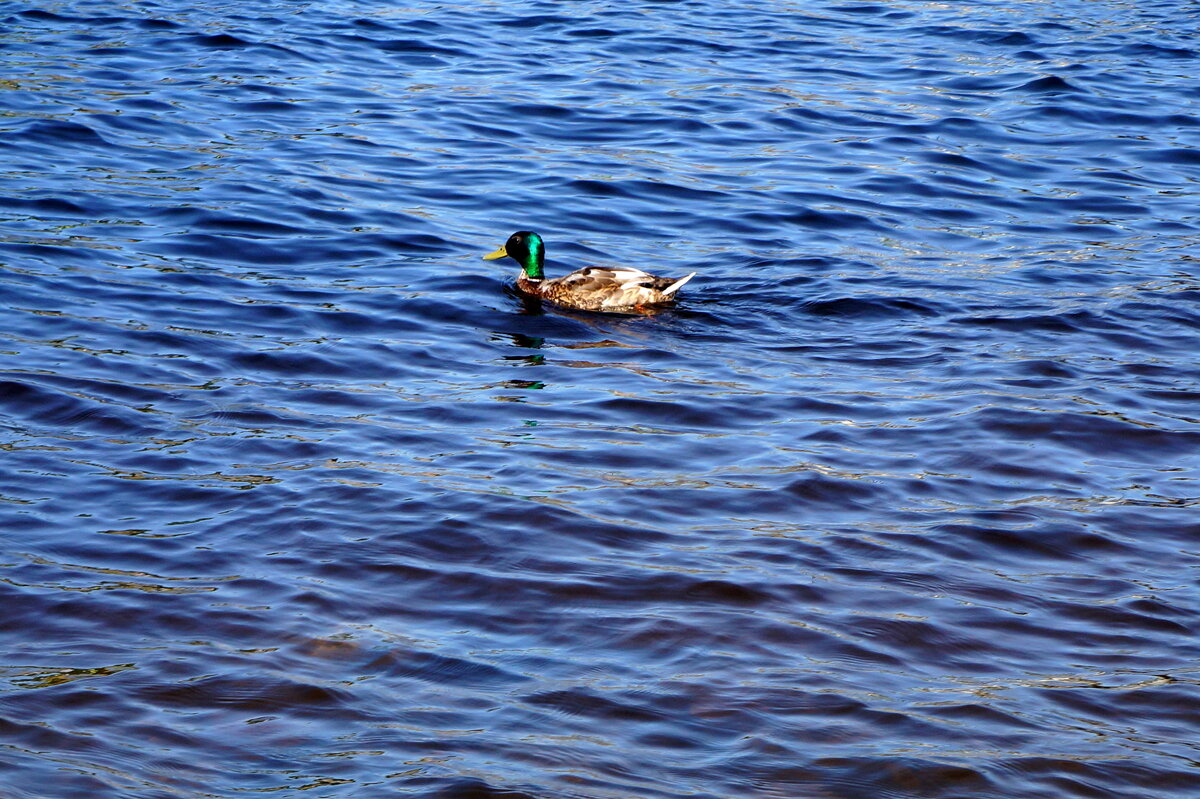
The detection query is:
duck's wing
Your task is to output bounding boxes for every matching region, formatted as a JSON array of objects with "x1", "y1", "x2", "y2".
[
  {"x1": 549, "y1": 266, "x2": 644, "y2": 289},
  {"x1": 541, "y1": 266, "x2": 695, "y2": 309},
  {"x1": 545, "y1": 267, "x2": 663, "y2": 307}
]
